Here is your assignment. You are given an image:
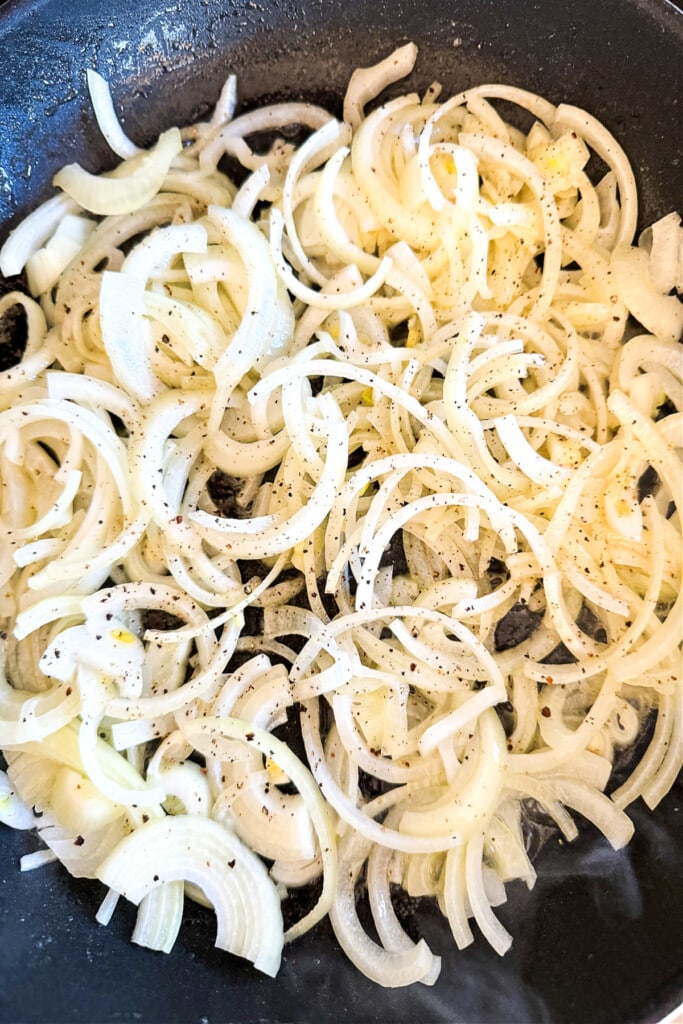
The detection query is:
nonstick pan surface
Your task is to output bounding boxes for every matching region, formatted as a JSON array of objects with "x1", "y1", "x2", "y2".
[{"x1": 0, "y1": 1, "x2": 681, "y2": 1021}]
